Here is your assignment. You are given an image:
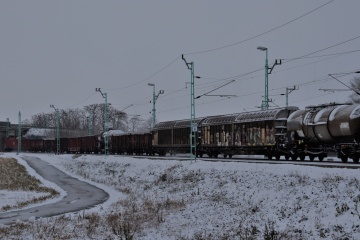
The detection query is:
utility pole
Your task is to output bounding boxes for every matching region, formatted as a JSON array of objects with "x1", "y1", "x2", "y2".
[
  {"x1": 87, "y1": 116, "x2": 90, "y2": 136},
  {"x1": 257, "y1": 46, "x2": 282, "y2": 110},
  {"x1": 96, "y1": 88, "x2": 108, "y2": 155},
  {"x1": 182, "y1": 54, "x2": 196, "y2": 162},
  {"x1": 148, "y1": 83, "x2": 164, "y2": 129},
  {"x1": 17, "y1": 112, "x2": 21, "y2": 154},
  {"x1": 50, "y1": 105, "x2": 60, "y2": 155},
  {"x1": 87, "y1": 112, "x2": 93, "y2": 136},
  {"x1": 282, "y1": 86, "x2": 298, "y2": 107}
]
